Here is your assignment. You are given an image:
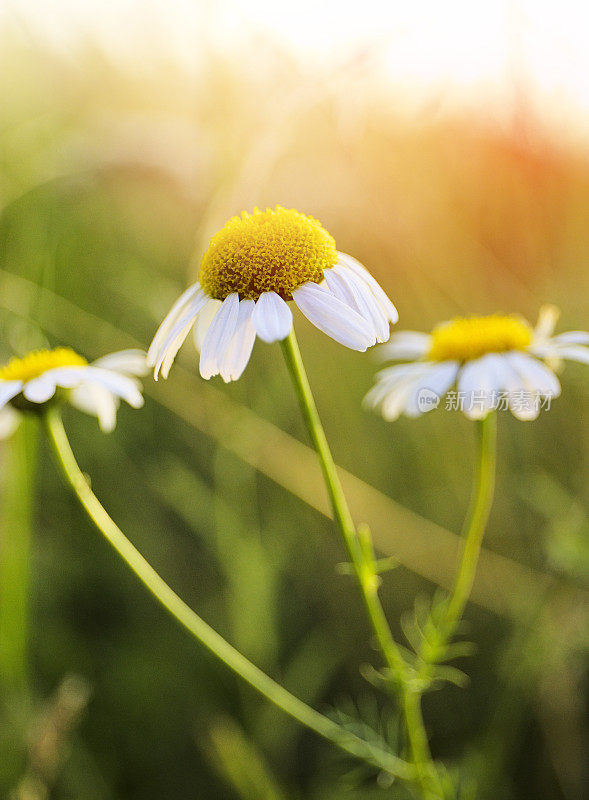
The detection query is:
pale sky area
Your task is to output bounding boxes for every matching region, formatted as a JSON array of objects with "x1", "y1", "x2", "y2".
[{"x1": 3, "y1": 0, "x2": 589, "y2": 136}]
